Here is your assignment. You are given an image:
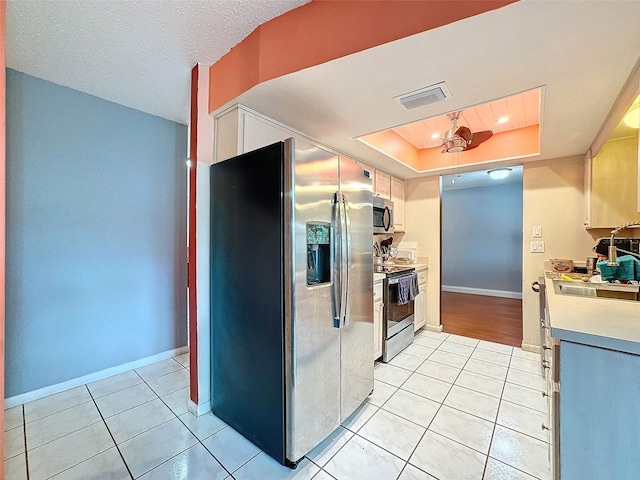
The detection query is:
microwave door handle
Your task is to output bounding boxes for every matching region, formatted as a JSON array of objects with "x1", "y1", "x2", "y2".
[
  {"x1": 384, "y1": 206, "x2": 392, "y2": 231},
  {"x1": 341, "y1": 193, "x2": 350, "y2": 327},
  {"x1": 332, "y1": 192, "x2": 342, "y2": 328}
]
